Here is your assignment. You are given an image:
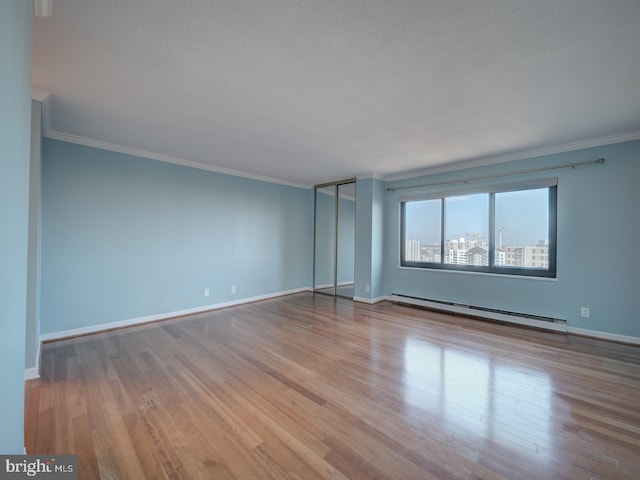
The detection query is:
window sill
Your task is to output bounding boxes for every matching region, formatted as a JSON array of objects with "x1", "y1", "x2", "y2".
[{"x1": 397, "y1": 265, "x2": 558, "y2": 281}]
